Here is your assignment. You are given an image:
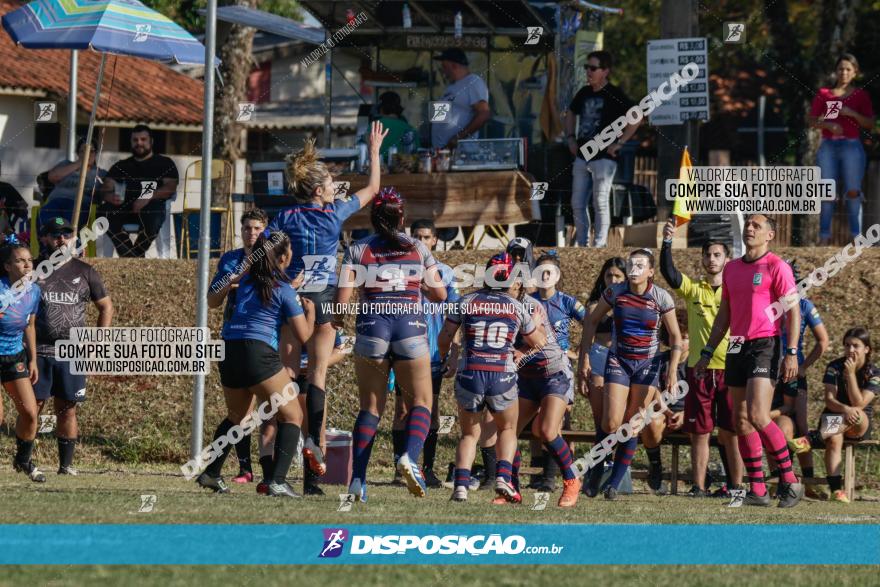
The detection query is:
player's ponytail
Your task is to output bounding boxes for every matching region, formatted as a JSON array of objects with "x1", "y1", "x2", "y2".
[
  {"x1": 286, "y1": 137, "x2": 331, "y2": 203},
  {"x1": 249, "y1": 230, "x2": 291, "y2": 305},
  {"x1": 371, "y1": 187, "x2": 413, "y2": 252}
]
